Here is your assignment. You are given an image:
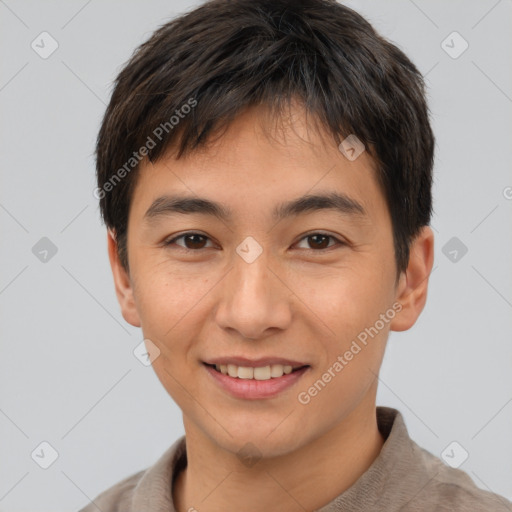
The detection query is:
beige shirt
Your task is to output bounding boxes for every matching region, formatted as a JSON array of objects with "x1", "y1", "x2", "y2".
[{"x1": 79, "y1": 407, "x2": 512, "y2": 511}]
